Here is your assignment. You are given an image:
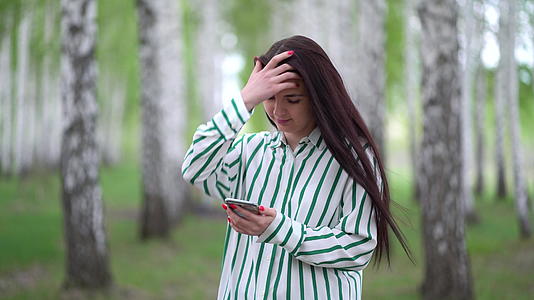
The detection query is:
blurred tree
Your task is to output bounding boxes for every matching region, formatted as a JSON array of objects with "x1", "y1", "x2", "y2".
[
  {"x1": 225, "y1": 0, "x2": 271, "y2": 133},
  {"x1": 355, "y1": 0, "x2": 387, "y2": 157},
  {"x1": 39, "y1": 2, "x2": 62, "y2": 169},
  {"x1": 192, "y1": 0, "x2": 224, "y2": 121},
  {"x1": 474, "y1": 66, "x2": 487, "y2": 195},
  {"x1": 473, "y1": 0, "x2": 487, "y2": 196},
  {"x1": 404, "y1": 0, "x2": 421, "y2": 198},
  {"x1": 494, "y1": 0, "x2": 508, "y2": 199},
  {"x1": 498, "y1": 0, "x2": 531, "y2": 238},
  {"x1": 417, "y1": 0, "x2": 474, "y2": 298},
  {"x1": 0, "y1": 17, "x2": 12, "y2": 175},
  {"x1": 97, "y1": 72, "x2": 126, "y2": 165},
  {"x1": 137, "y1": 0, "x2": 189, "y2": 239},
  {"x1": 13, "y1": 10, "x2": 32, "y2": 175},
  {"x1": 460, "y1": 0, "x2": 478, "y2": 223},
  {"x1": 60, "y1": 0, "x2": 112, "y2": 289}
]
